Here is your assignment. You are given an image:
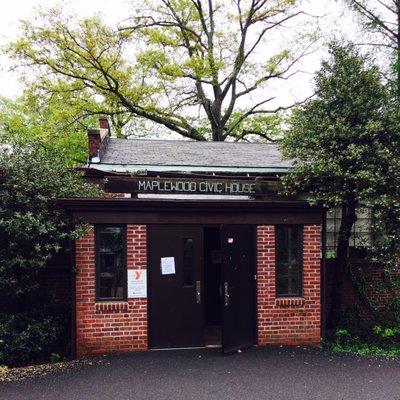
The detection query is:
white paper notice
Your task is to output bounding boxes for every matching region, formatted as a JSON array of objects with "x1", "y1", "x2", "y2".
[
  {"x1": 161, "y1": 257, "x2": 176, "y2": 275},
  {"x1": 128, "y1": 270, "x2": 147, "y2": 298}
]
